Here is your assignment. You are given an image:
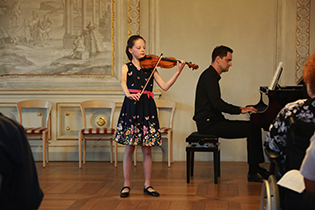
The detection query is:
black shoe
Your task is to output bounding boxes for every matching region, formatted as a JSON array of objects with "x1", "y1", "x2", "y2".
[
  {"x1": 120, "y1": 186, "x2": 130, "y2": 198},
  {"x1": 144, "y1": 186, "x2": 160, "y2": 197},
  {"x1": 257, "y1": 167, "x2": 270, "y2": 180},
  {"x1": 247, "y1": 173, "x2": 264, "y2": 182}
]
